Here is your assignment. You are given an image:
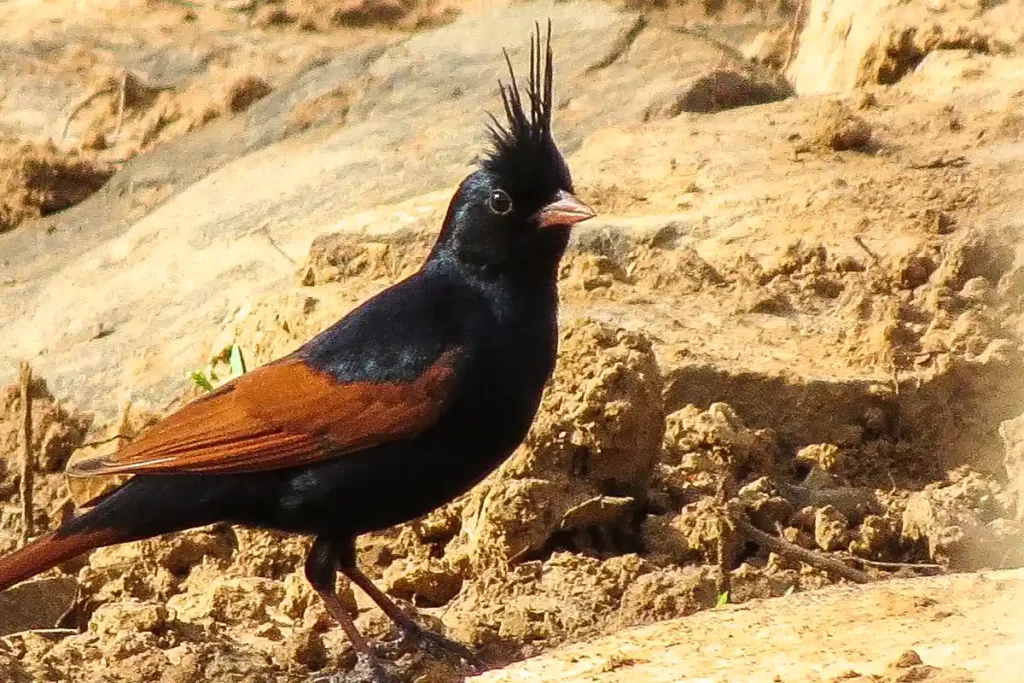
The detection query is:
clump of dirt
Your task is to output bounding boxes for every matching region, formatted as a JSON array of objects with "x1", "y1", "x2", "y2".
[
  {"x1": 221, "y1": 74, "x2": 273, "y2": 114},
  {"x1": 361, "y1": 320, "x2": 670, "y2": 661},
  {"x1": 287, "y1": 86, "x2": 357, "y2": 134},
  {"x1": 812, "y1": 100, "x2": 873, "y2": 151},
  {"x1": 870, "y1": 20, "x2": 1004, "y2": 88},
  {"x1": 443, "y1": 553, "x2": 717, "y2": 658},
  {"x1": 251, "y1": 4, "x2": 295, "y2": 28},
  {"x1": 902, "y1": 466, "x2": 1023, "y2": 570},
  {"x1": 0, "y1": 140, "x2": 113, "y2": 232},
  {"x1": 0, "y1": 523, "x2": 350, "y2": 682},
  {"x1": 878, "y1": 226, "x2": 1024, "y2": 475},
  {"x1": 830, "y1": 647, "x2": 977, "y2": 683},
  {"x1": 1001, "y1": 412, "x2": 1024, "y2": 521},
  {"x1": 562, "y1": 223, "x2": 724, "y2": 295},
  {"x1": 62, "y1": 68, "x2": 273, "y2": 164},
  {"x1": 271, "y1": 0, "x2": 461, "y2": 31},
  {"x1": 641, "y1": 66, "x2": 793, "y2": 120}
]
